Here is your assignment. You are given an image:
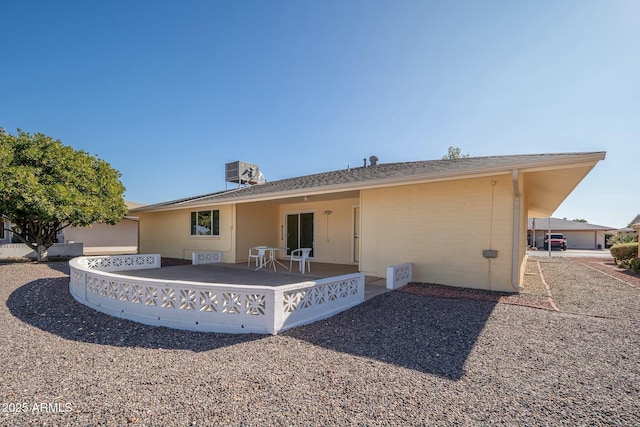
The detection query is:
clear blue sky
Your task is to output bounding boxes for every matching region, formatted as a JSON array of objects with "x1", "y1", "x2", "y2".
[{"x1": 2, "y1": 0, "x2": 638, "y2": 228}]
